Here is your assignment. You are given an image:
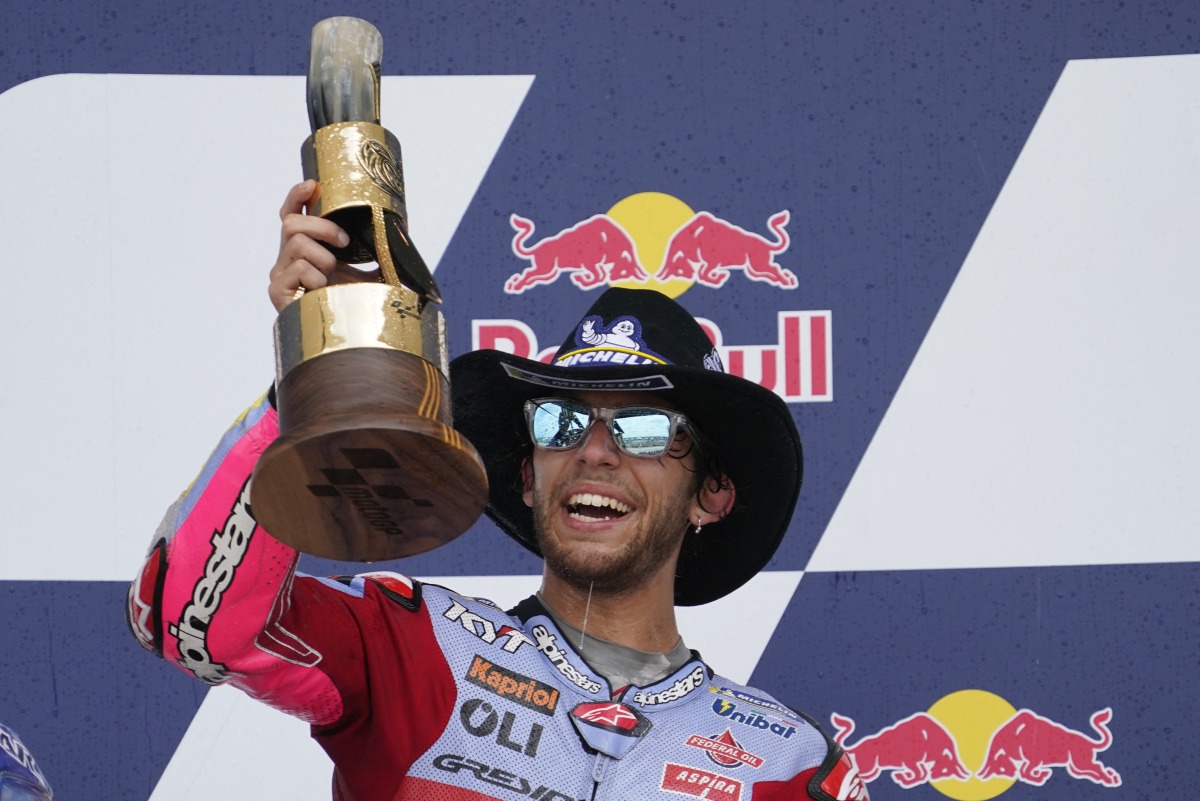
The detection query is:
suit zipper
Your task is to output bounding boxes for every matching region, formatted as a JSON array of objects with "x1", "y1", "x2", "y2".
[{"x1": 589, "y1": 751, "x2": 610, "y2": 801}]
